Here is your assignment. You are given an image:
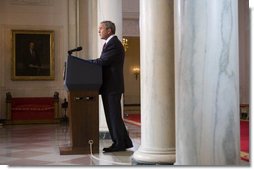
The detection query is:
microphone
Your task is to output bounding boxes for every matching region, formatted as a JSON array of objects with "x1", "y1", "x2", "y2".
[{"x1": 68, "y1": 46, "x2": 83, "y2": 55}]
